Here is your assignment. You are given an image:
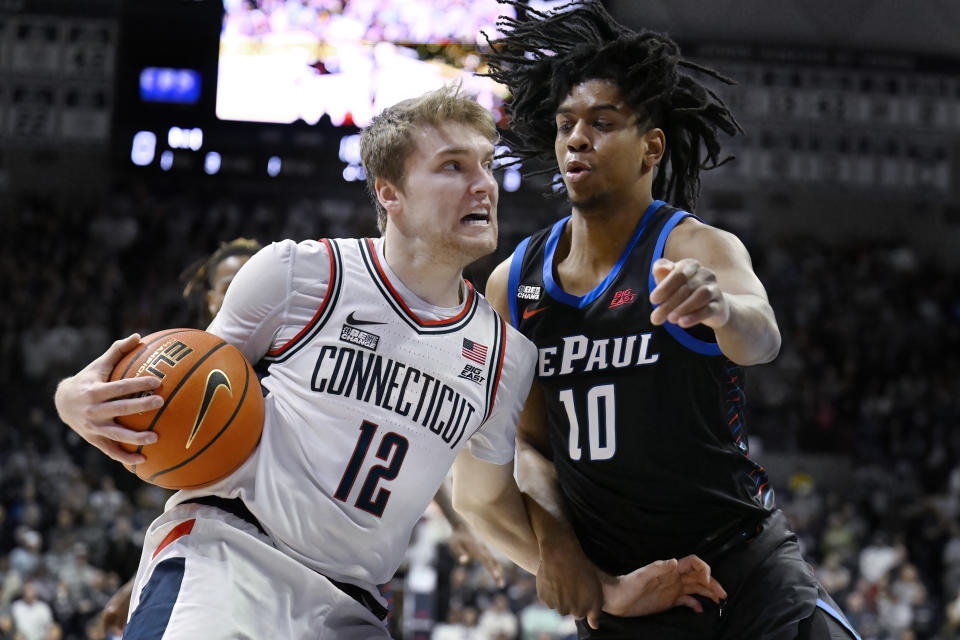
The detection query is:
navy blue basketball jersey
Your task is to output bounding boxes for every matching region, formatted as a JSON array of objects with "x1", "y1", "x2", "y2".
[{"x1": 507, "y1": 200, "x2": 774, "y2": 574}]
